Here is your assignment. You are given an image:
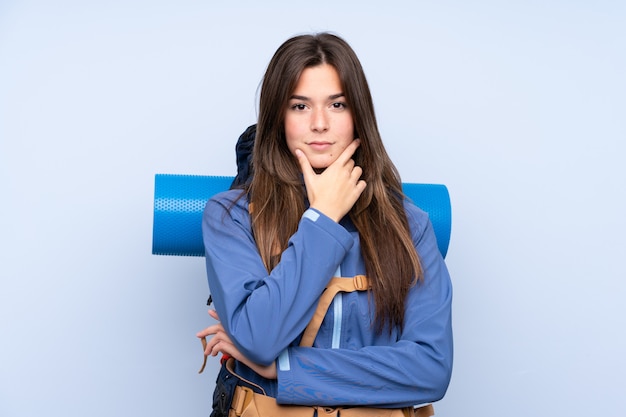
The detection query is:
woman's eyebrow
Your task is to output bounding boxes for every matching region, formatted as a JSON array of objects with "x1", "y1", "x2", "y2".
[{"x1": 289, "y1": 93, "x2": 345, "y2": 100}]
